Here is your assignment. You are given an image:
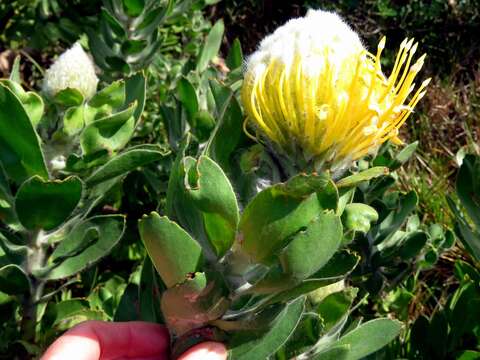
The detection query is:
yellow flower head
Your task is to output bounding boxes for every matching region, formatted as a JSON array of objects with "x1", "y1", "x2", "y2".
[{"x1": 241, "y1": 10, "x2": 430, "y2": 170}]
